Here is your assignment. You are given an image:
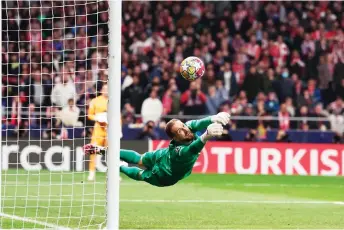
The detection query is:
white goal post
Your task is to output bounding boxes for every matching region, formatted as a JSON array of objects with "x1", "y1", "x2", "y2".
[
  {"x1": 107, "y1": 0, "x2": 121, "y2": 229},
  {"x1": 1, "y1": 0, "x2": 121, "y2": 229}
]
